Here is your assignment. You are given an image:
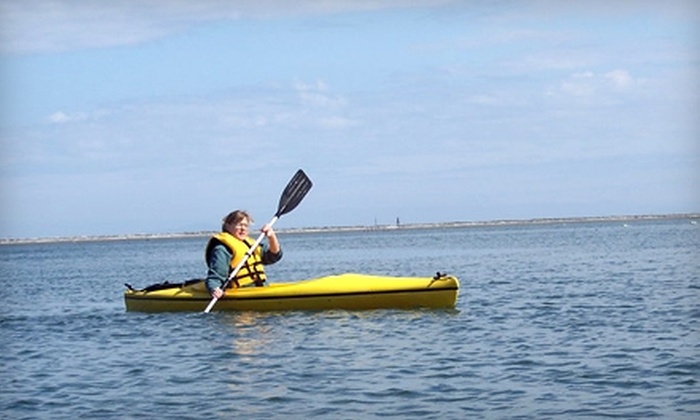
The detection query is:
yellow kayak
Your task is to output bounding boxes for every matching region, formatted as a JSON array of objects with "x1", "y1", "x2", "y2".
[{"x1": 124, "y1": 272, "x2": 459, "y2": 312}]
